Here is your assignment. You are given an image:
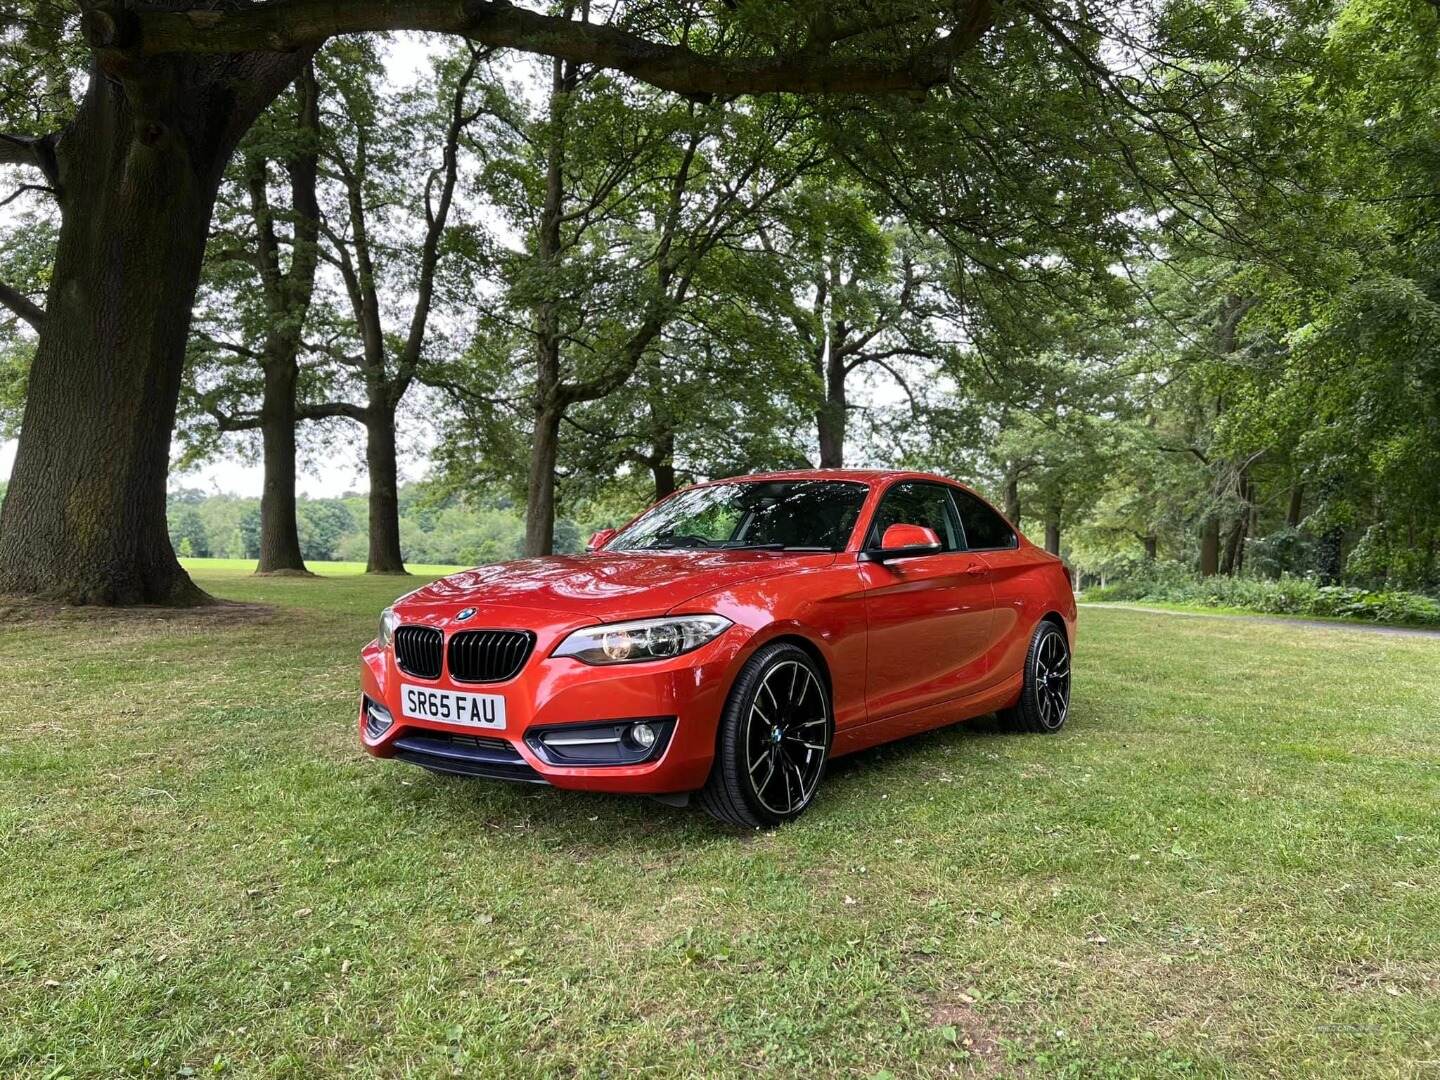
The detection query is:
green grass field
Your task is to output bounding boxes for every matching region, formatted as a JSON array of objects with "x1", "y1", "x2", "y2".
[{"x1": 2, "y1": 566, "x2": 1437, "y2": 1078}]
